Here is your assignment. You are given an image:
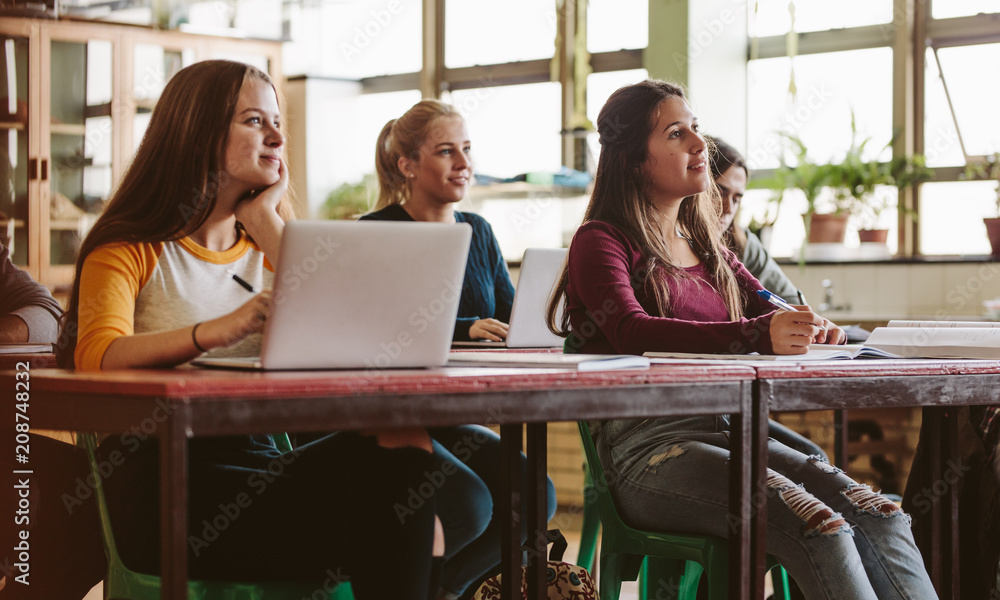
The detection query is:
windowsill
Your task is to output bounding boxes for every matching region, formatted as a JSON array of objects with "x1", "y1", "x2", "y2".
[{"x1": 774, "y1": 254, "x2": 1000, "y2": 266}]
